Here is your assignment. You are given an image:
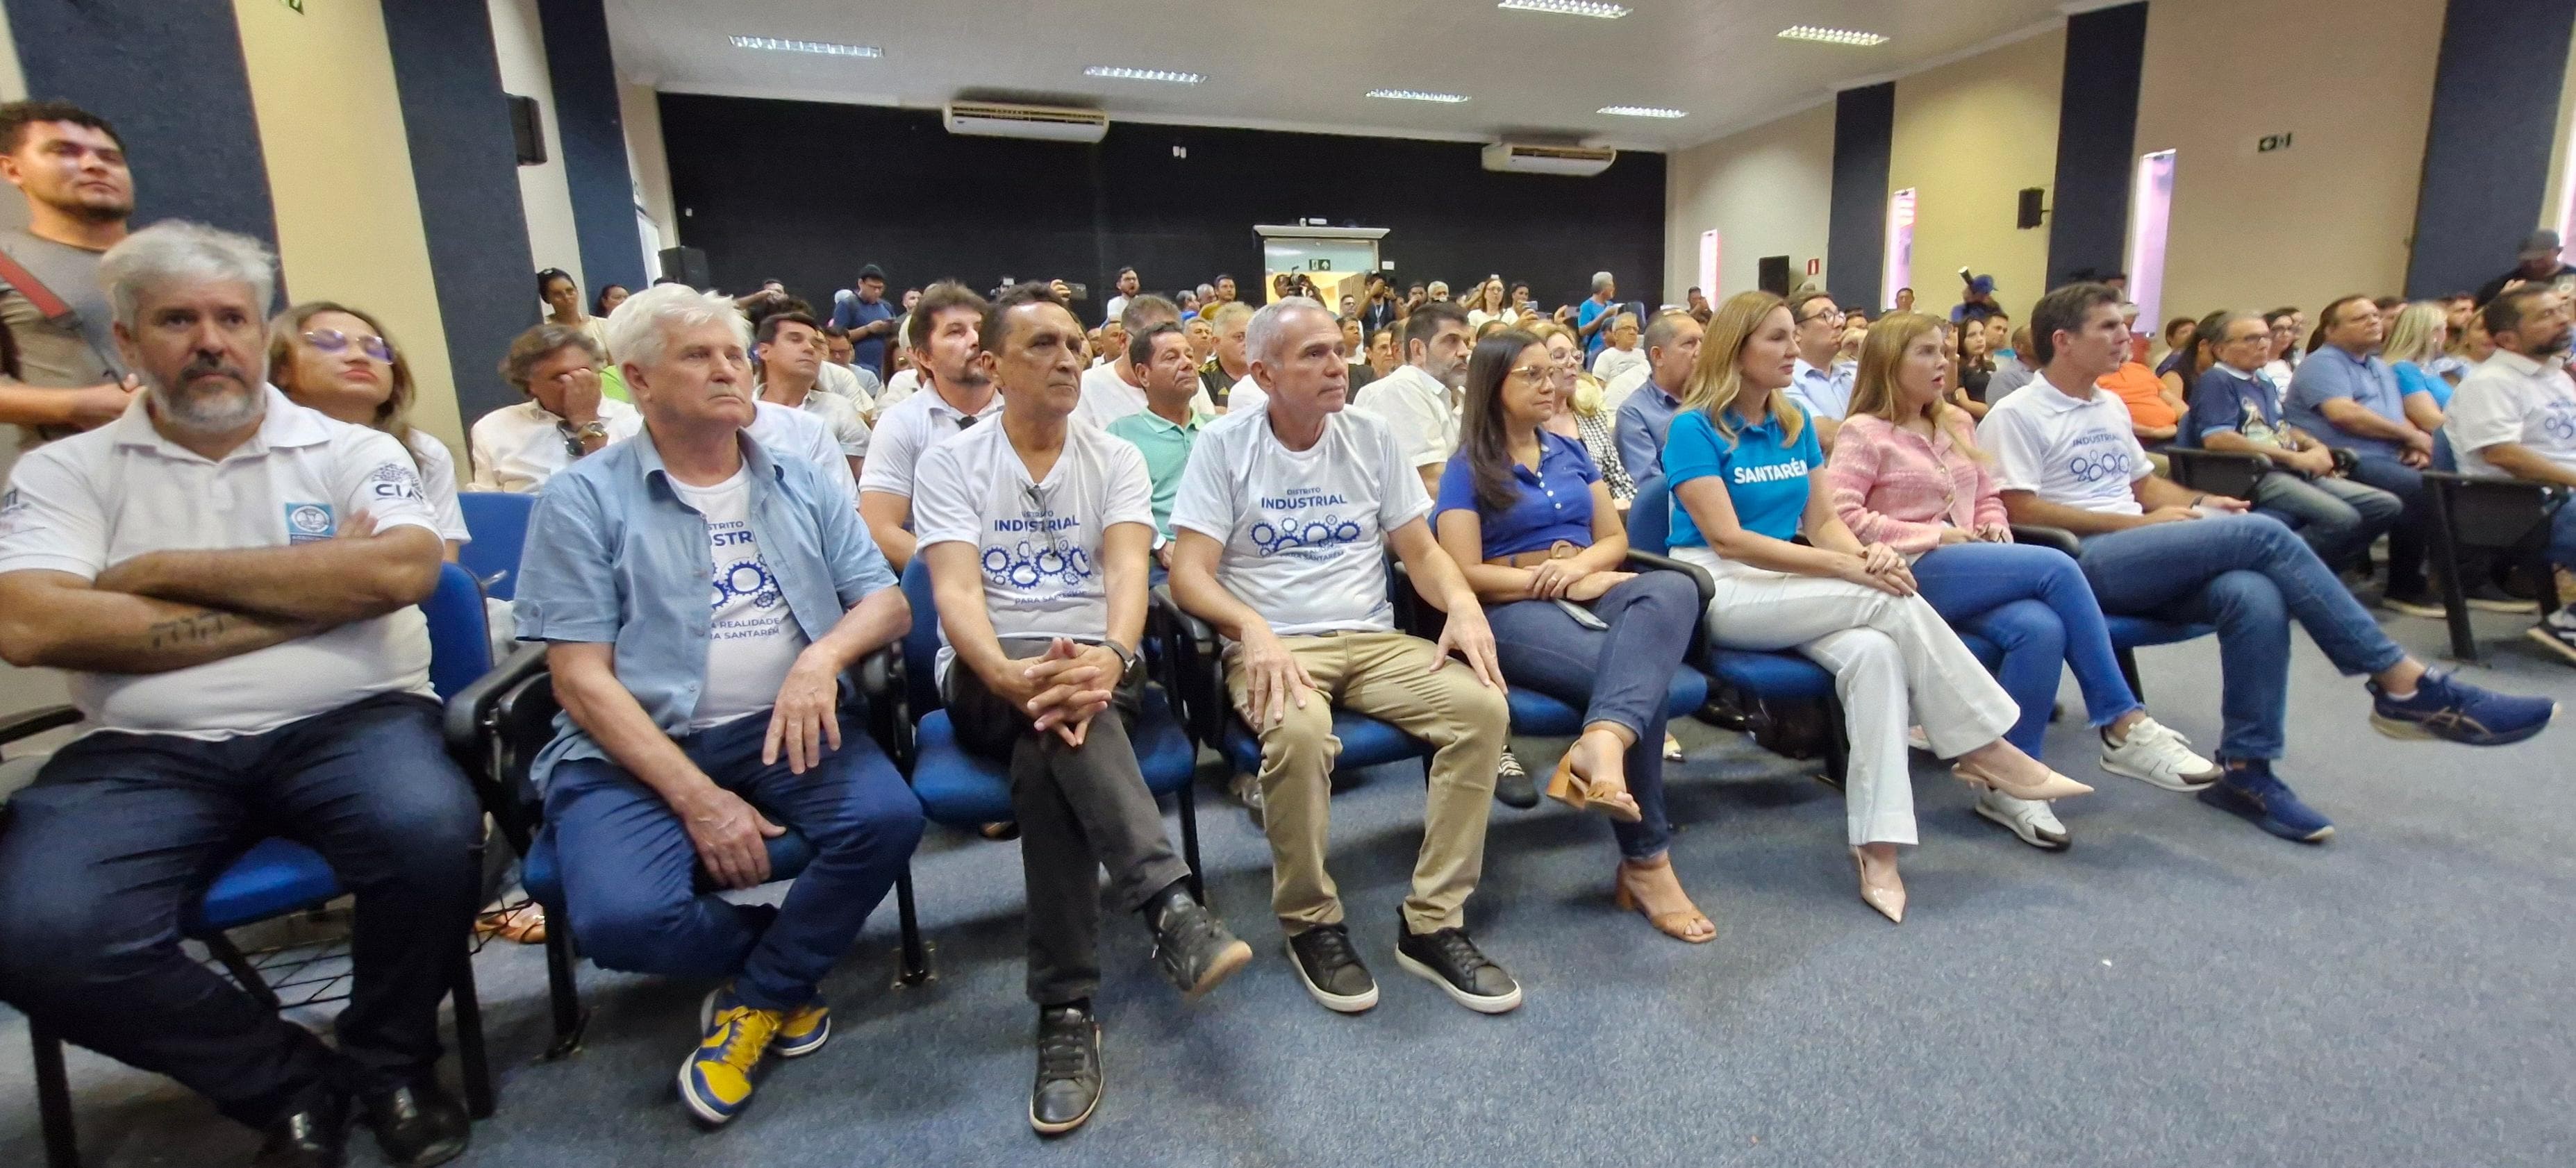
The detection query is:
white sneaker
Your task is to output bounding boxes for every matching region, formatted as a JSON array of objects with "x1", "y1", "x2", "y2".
[
  {"x1": 1974, "y1": 790, "x2": 2070, "y2": 851},
  {"x1": 2098, "y1": 716, "x2": 2221, "y2": 792},
  {"x1": 1229, "y1": 771, "x2": 1266, "y2": 827}
]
